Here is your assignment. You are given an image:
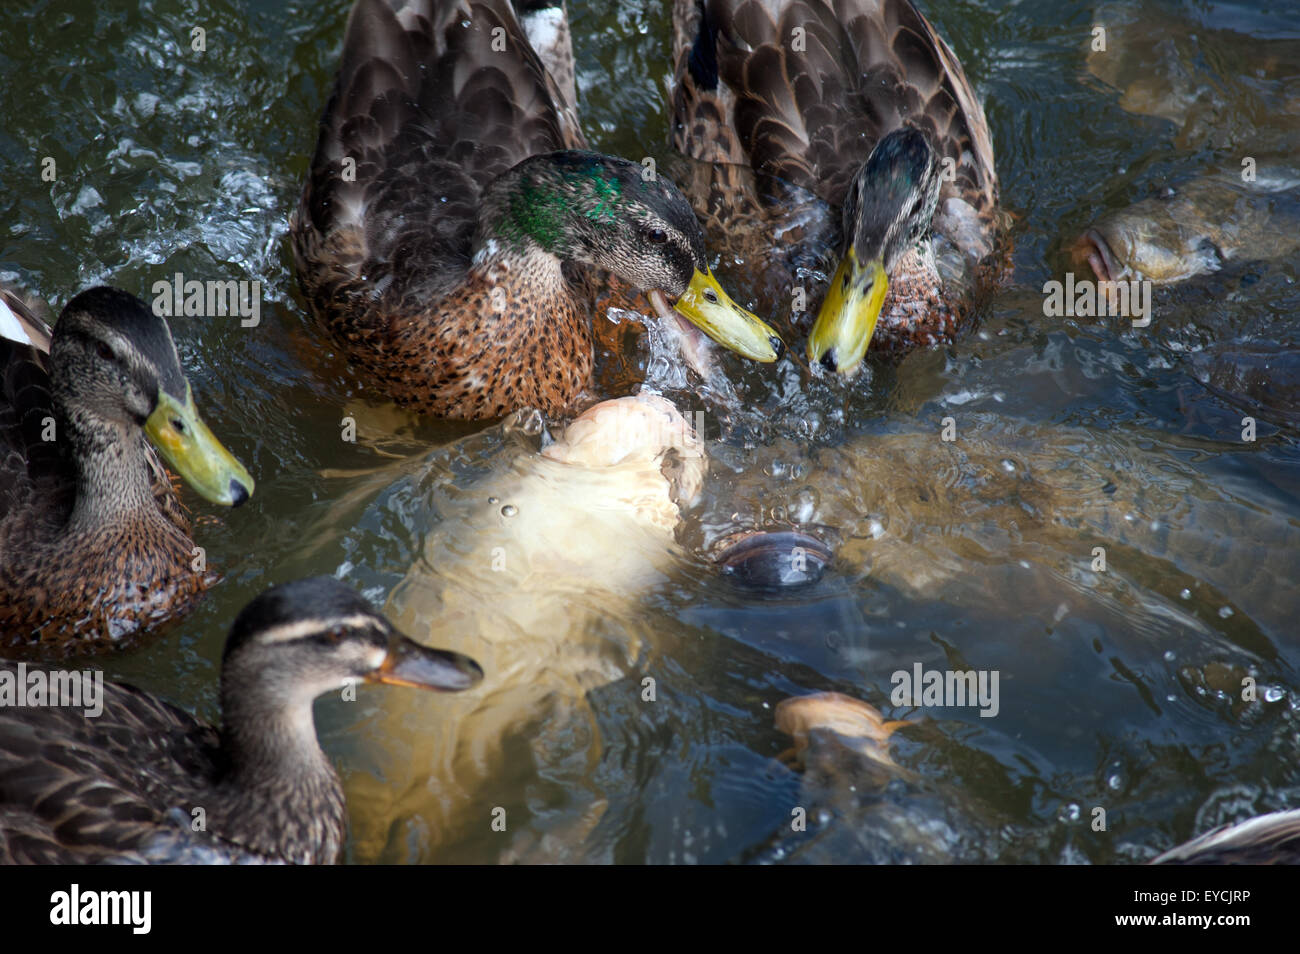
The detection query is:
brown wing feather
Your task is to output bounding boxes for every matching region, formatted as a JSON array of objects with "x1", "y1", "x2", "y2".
[
  {"x1": 0, "y1": 665, "x2": 226, "y2": 863},
  {"x1": 672, "y1": 0, "x2": 997, "y2": 251},
  {"x1": 0, "y1": 290, "x2": 66, "y2": 539}
]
